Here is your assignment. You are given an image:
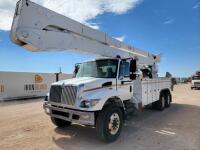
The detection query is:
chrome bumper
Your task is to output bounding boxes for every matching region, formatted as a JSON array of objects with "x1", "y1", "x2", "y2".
[{"x1": 43, "y1": 102, "x2": 95, "y2": 126}]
